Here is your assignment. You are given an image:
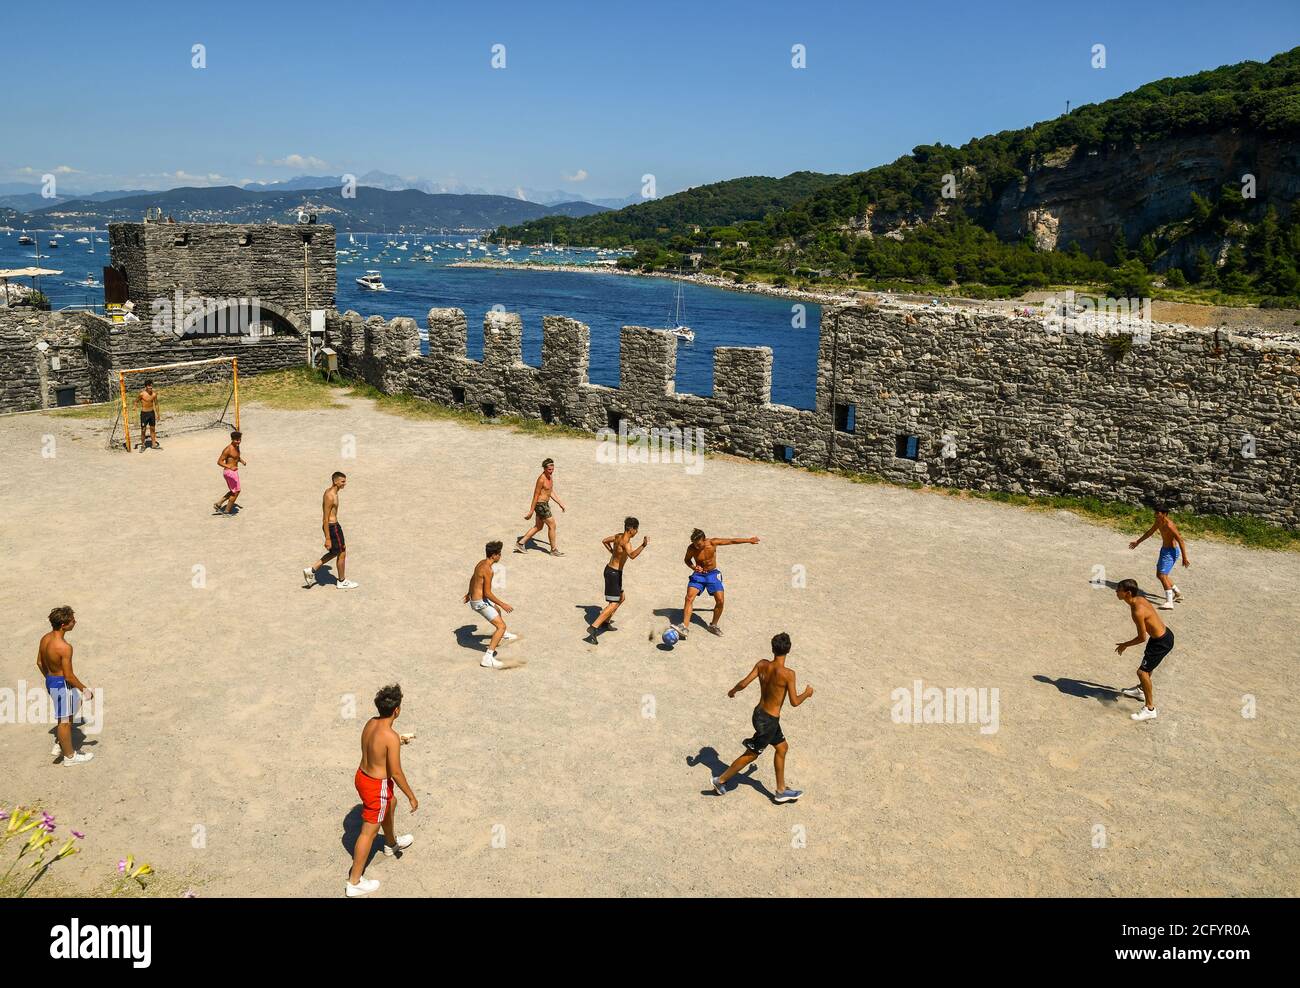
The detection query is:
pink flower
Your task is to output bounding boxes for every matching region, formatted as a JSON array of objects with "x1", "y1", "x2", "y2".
[
  {"x1": 118, "y1": 859, "x2": 126, "y2": 873},
  {"x1": 71, "y1": 830, "x2": 85, "y2": 840}
]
